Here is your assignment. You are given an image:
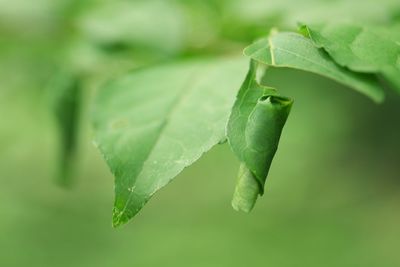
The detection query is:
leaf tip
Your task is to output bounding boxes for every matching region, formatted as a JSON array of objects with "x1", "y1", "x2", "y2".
[
  {"x1": 231, "y1": 199, "x2": 254, "y2": 213},
  {"x1": 231, "y1": 164, "x2": 260, "y2": 213},
  {"x1": 297, "y1": 23, "x2": 311, "y2": 38},
  {"x1": 112, "y1": 206, "x2": 129, "y2": 228}
]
